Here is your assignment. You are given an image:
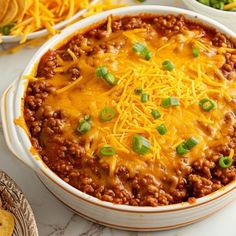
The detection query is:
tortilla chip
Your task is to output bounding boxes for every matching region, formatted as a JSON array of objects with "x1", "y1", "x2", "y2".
[
  {"x1": 0, "y1": 0, "x2": 10, "y2": 23},
  {"x1": 14, "y1": 0, "x2": 27, "y2": 22},
  {"x1": 0, "y1": 209, "x2": 14, "y2": 236},
  {"x1": 0, "y1": 0, "x2": 19, "y2": 27}
]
